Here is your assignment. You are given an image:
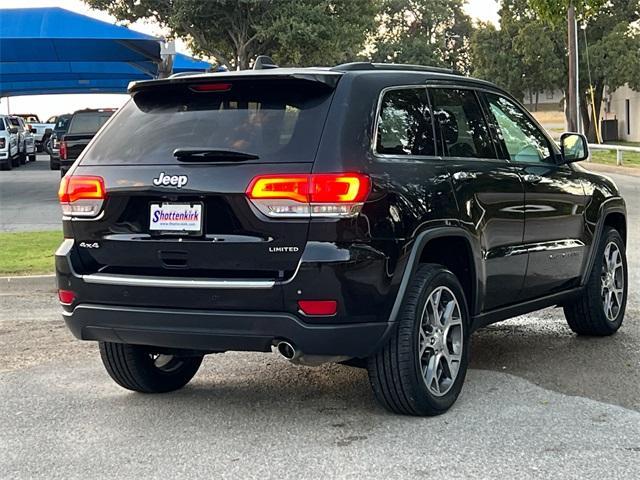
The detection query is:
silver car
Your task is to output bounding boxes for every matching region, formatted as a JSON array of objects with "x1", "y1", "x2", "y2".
[
  {"x1": 8, "y1": 116, "x2": 36, "y2": 164},
  {"x1": 0, "y1": 115, "x2": 20, "y2": 170}
]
